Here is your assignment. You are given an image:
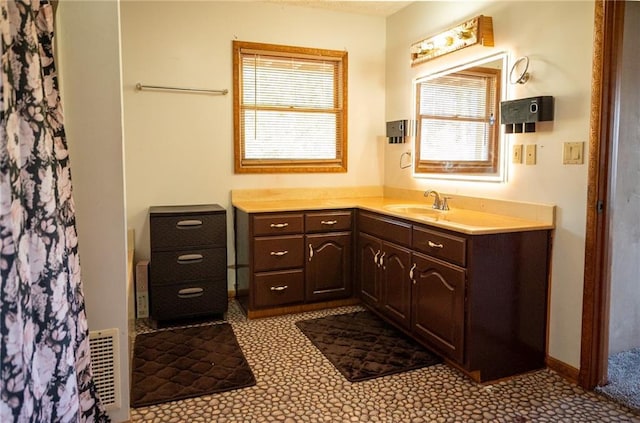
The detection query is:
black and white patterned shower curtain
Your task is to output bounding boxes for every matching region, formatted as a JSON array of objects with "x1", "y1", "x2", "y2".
[{"x1": 0, "y1": 0, "x2": 109, "y2": 421}]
